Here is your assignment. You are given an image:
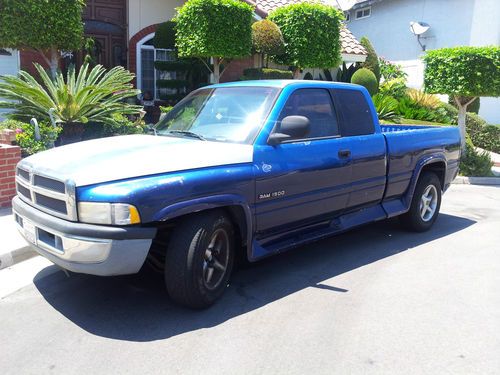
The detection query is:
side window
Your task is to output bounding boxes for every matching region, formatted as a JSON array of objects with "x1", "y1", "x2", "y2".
[
  {"x1": 332, "y1": 89, "x2": 375, "y2": 136},
  {"x1": 279, "y1": 89, "x2": 339, "y2": 139}
]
